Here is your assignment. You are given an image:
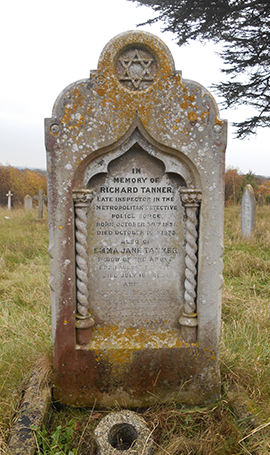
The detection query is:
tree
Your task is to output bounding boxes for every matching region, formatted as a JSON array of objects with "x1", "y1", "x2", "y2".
[
  {"x1": 129, "y1": 0, "x2": 270, "y2": 138},
  {"x1": 225, "y1": 168, "x2": 243, "y2": 205},
  {"x1": 240, "y1": 170, "x2": 258, "y2": 194},
  {"x1": 0, "y1": 165, "x2": 47, "y2": 206}
]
